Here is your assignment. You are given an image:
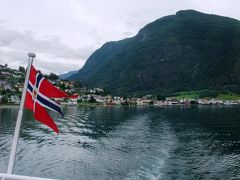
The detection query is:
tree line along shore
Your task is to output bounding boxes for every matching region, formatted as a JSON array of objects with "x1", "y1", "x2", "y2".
[{"x1": 1, "y1": 64, "x2": 239, "y2": 107}]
